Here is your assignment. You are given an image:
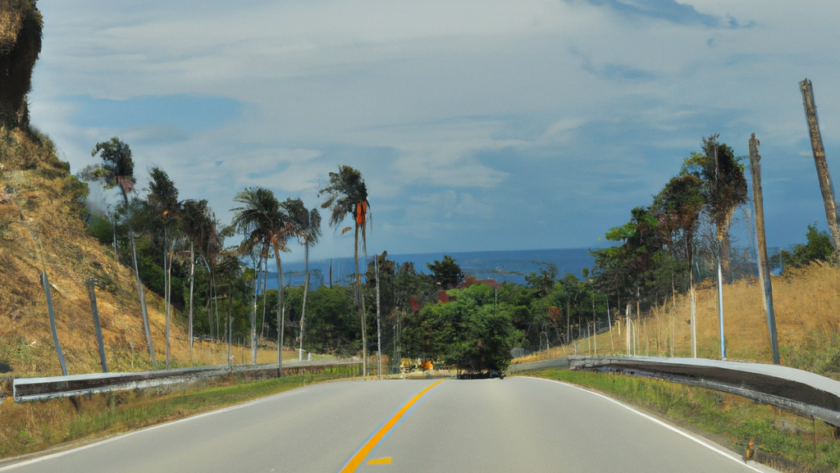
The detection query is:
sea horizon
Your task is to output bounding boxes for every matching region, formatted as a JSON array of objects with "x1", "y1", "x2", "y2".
[{"x1": 258, "y1": 247, "x2": 599, "y2": 290}]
